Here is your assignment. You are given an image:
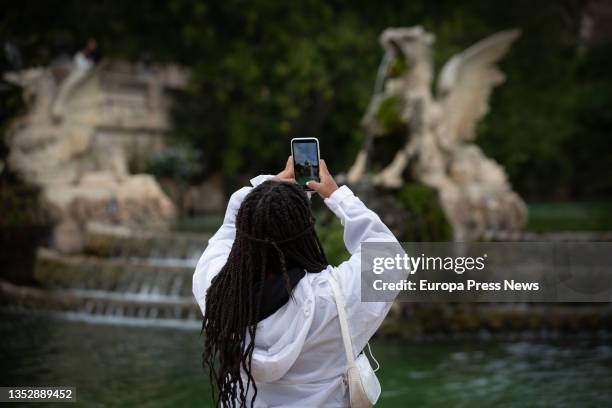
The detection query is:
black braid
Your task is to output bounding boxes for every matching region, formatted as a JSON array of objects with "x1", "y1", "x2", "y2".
[{"x1": 202, "y1": 180, "x2": 328, "y2": 407}]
